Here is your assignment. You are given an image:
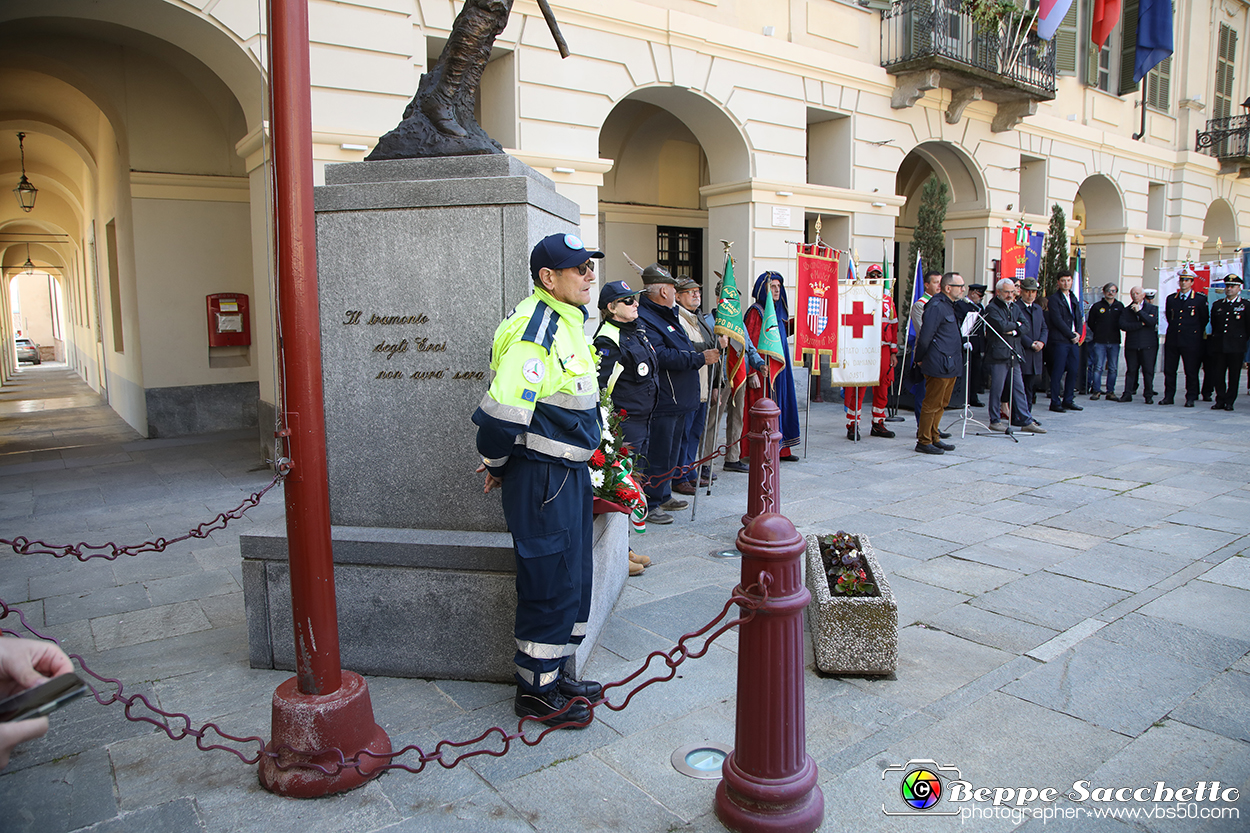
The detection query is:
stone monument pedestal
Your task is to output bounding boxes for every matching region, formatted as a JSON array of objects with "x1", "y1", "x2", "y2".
[{"x1": 241, "y1": 156, "x2": 626, "y2": 682}]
